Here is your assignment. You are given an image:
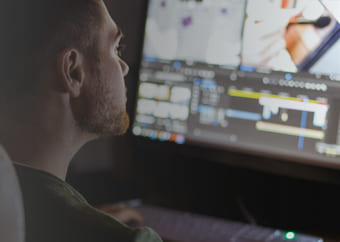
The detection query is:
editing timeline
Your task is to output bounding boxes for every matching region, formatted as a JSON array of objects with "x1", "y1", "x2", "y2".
[{"x1": 133, "y1": 60, "x2": 340, "y2": 162}]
